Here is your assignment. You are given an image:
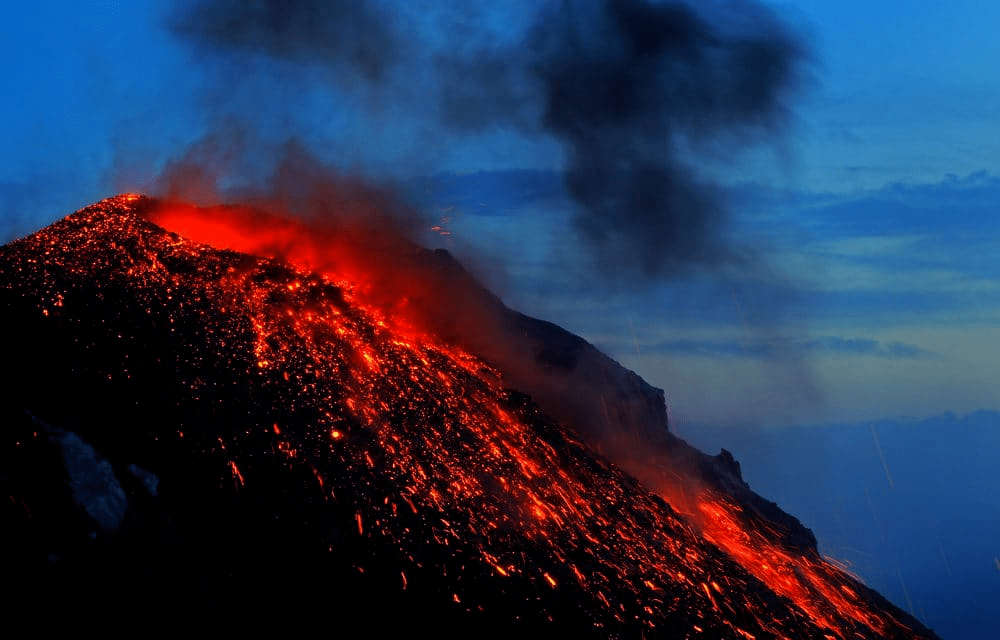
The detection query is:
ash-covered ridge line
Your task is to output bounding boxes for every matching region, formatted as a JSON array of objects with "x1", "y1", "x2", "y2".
[{"x1": 0, "y1": 195, "x2": 938, "y2": 638}]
